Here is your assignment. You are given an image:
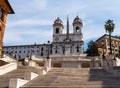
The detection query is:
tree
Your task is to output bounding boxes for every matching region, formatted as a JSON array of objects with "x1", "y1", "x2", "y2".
[
  {"x1": 104, "y1": 19, "x2": 115, "y2": 54},
  {"x1": 86, "y1": 40, "x2": 99, "y2": 56}
]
